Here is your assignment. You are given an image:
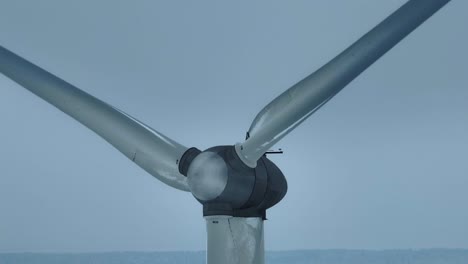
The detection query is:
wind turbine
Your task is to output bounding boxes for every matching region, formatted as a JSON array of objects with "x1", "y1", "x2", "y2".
[{"x1": 0, "y1": 0, "x2": 452, "y2": 263}]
